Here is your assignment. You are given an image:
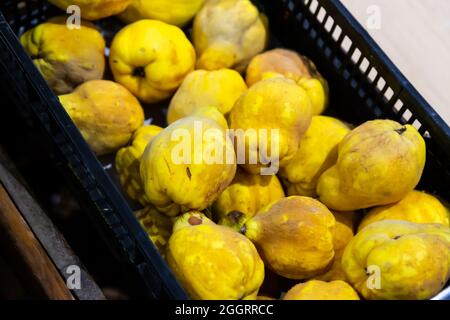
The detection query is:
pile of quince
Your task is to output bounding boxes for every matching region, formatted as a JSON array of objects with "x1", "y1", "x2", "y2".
[{"x1": 22, "y1": 0, "x2": 449, "y2": 300}]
